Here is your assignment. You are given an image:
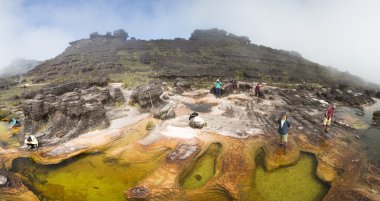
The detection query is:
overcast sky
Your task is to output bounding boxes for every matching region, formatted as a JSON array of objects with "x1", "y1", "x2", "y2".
[{"x1": 1, "y1": 0, "x2": 379, "y2": 83}]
